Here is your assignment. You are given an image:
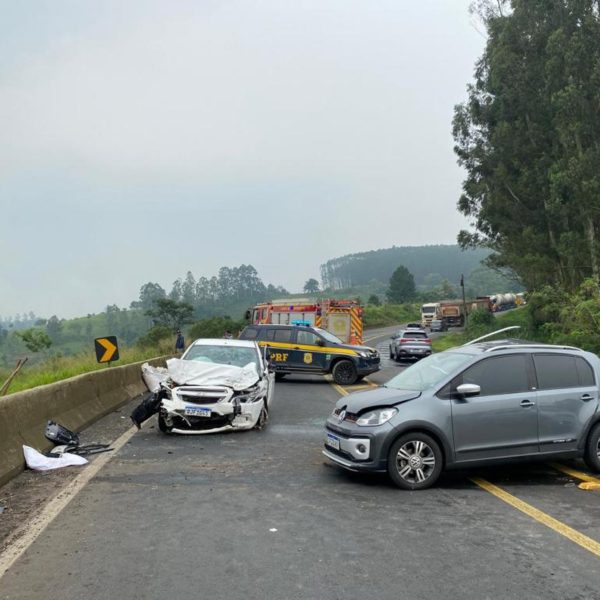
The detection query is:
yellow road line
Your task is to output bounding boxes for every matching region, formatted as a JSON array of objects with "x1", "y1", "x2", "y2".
[
  {"x1": 0, "y1": 425, "x2": 139, "y2": 580},
  {"x1": 471, "y1": 477, "x2": 600, "y2": 558},
  {"x1": 550, "y1": 463, "x2": 600, "y2": 490},
  {"x1": 332, "y1": 382, "x2": 349, "y2": 397}
]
